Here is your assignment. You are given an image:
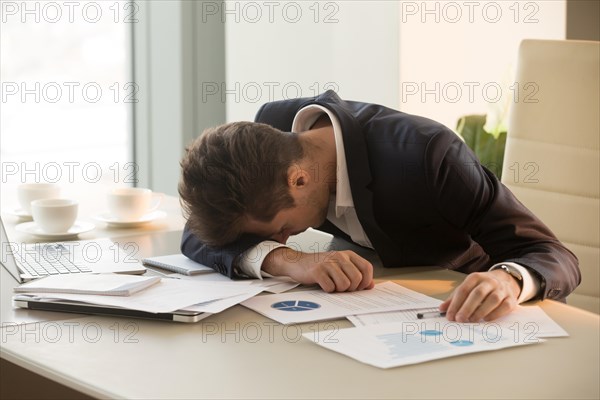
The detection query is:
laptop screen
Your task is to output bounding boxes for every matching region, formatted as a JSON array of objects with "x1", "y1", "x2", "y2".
[{"x1": 0, "y1": 218, "x2": 23, "y2": 283}]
